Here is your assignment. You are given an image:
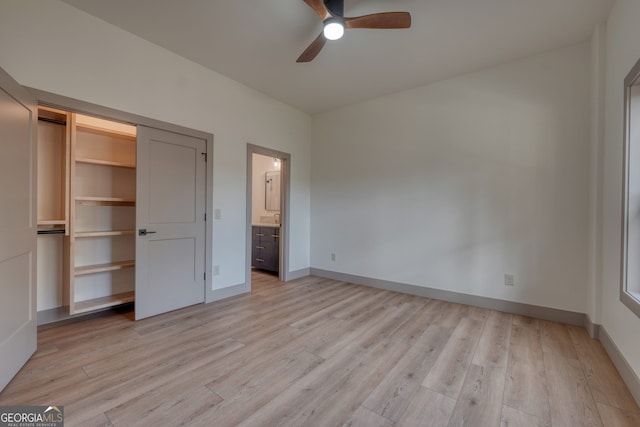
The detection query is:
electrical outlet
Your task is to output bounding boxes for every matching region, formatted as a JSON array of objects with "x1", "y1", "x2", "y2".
[
  {"x1": 504, "y1": 274, "x2": 515, "y2": 286},
  {"x1": 213, "y1": 265, "x2": 220, "y2": 276},
  {"x1": 331, "y1": 253, "x2": 336, "y2": 262}
]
